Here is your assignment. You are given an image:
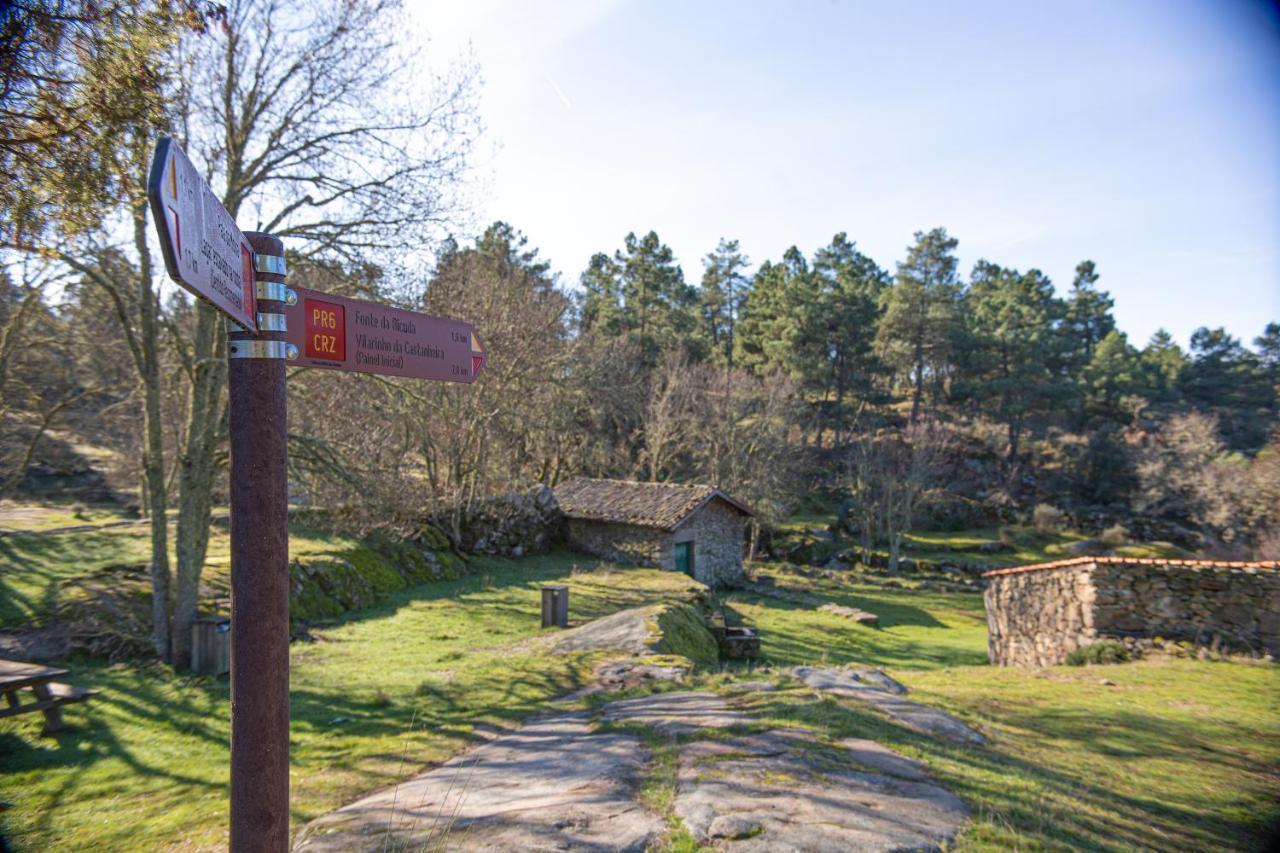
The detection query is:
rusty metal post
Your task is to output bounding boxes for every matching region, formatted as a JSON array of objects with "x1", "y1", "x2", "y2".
[{"x1": 228, "y1": 232, "x2": 293, "y2": 851}]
